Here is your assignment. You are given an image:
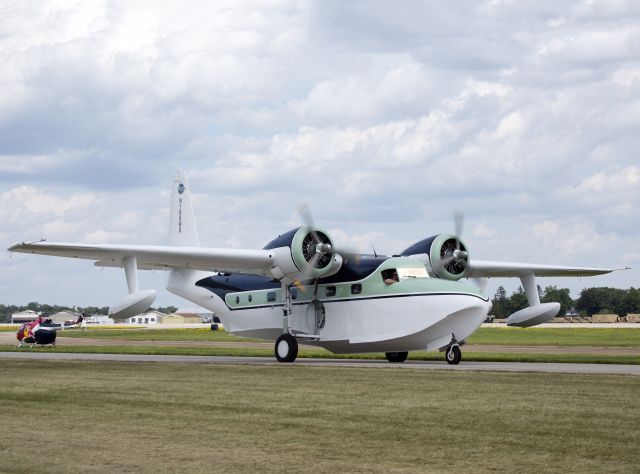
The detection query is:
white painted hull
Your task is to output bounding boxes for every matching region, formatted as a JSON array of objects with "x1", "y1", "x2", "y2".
[
  {"x1": 167, "y1": 269, "x2": 491, "y2": 354},
  {"x1": 224, "y1": 294, "x2": 489, "y2": 353}
]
